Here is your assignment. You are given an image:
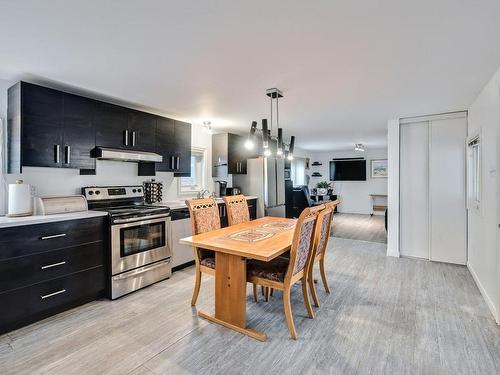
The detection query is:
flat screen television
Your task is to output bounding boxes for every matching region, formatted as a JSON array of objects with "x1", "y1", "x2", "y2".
[{"x1": 330, "y1": 159, "x2": 366, "y2": 181}]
